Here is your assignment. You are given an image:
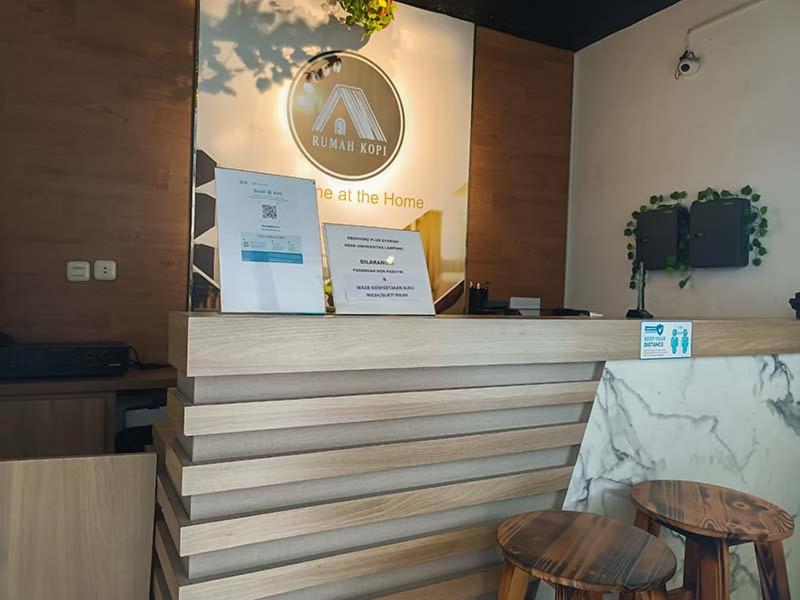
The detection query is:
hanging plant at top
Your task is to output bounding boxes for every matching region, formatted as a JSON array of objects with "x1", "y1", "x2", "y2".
[{"x1": 338, "y1": 0, "x2": 397, "y2": 38}]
